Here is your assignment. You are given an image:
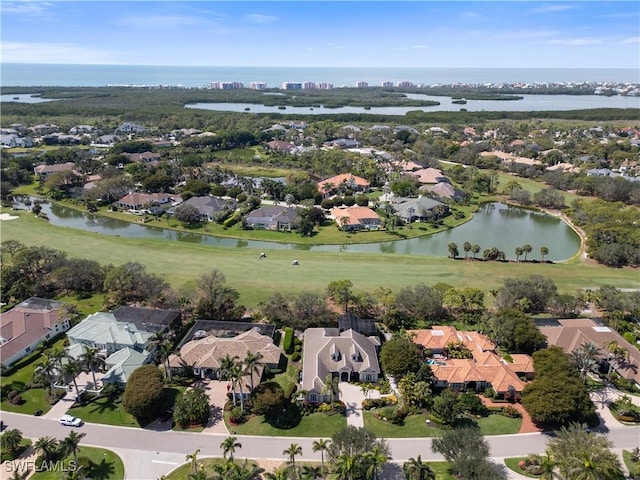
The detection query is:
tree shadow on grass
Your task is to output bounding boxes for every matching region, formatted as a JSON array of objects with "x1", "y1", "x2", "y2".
[
  {"x1": 88, "y1": 458, "x2": 116, "y2": 480},
  {"x1": 264, "y1": 404, "x2": 302, "y2": 430}
]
